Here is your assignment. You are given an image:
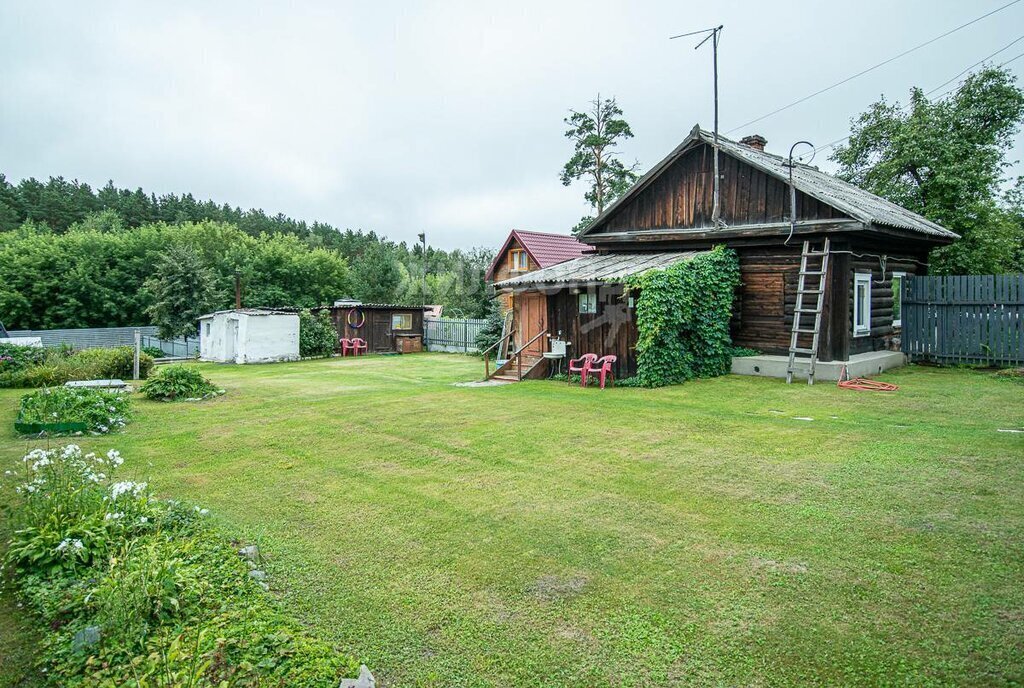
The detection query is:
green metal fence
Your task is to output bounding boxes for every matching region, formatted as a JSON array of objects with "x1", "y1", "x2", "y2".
[{"x1": 902, "y1": 274, "x2": 1024, "y2": 365}]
